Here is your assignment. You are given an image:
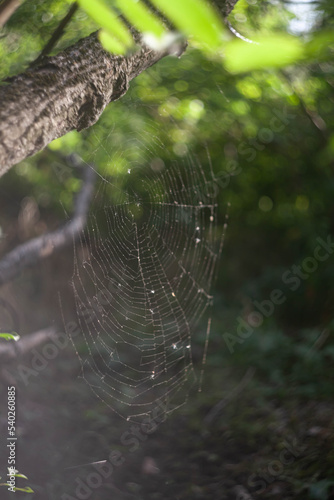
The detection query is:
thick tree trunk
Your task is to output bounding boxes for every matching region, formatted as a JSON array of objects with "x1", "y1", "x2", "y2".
[
  {"x1": 0, "y1": 32, "x2": 175, "y2": 176},
  {"x1": 0, "y1": 1, "x2": 237, "y2": 177}
]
